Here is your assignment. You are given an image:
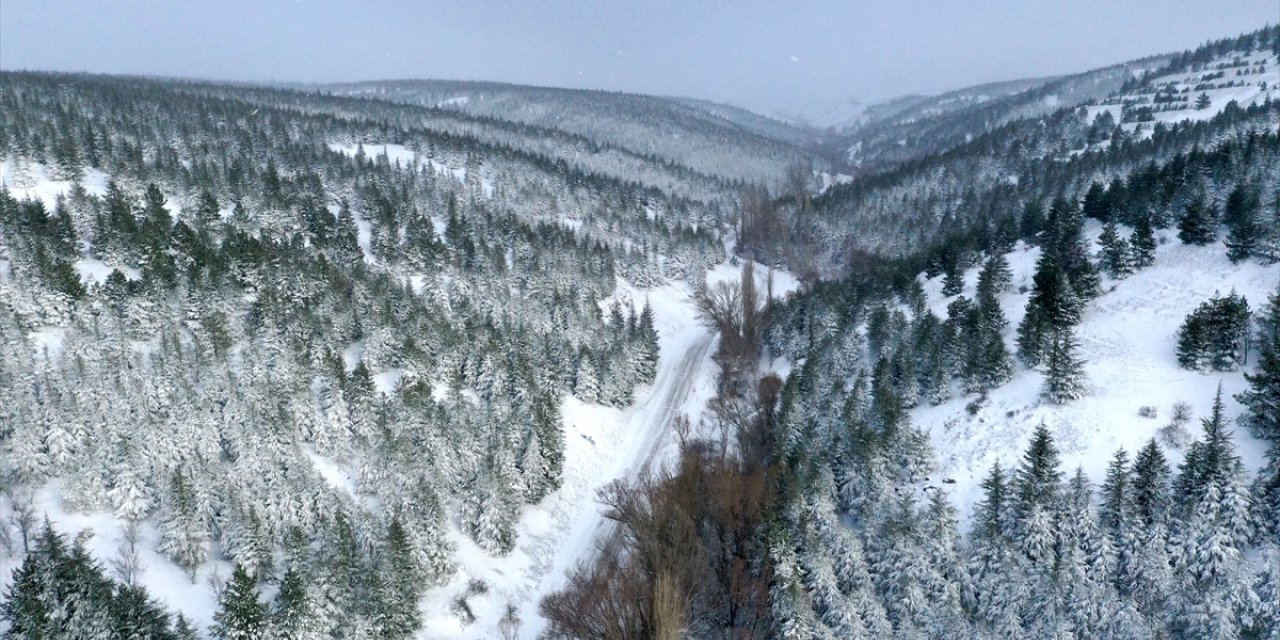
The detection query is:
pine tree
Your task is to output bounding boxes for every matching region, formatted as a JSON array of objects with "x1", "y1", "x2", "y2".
[
  {"x1": 1177, "y1": 194, "x2": 1218, "y2": 245},
  {"x1": 974, "y1": 462, "x2": 1011, "y2": 541},
  {"x1": 1014, "y1": 423, "x2": 1063, "y2": 525},
  {"x1": 1017, "y1": 251, "x2": 1084, "y2": 368},
  {"x1": 1239, "y1": 285, "x2": 1280, "y2": 444},
  {"x1": 463, "y1": 468, "x2": 518, "y2": 555},
  {"x1": 573, "y1": 350, "x2": 600, "y2": 404},
  {"x1": 976, "y1": 254, "x2": 1013, "y2": 298},
  {"x1": 1176, "y1": 309, "x2": 1211, "y2": 370},
  {"x1": 195, "y1": 190, "x2": 222, "y2": 228},
  {"x1": 1041, "y1": 327, "x2": 1087, "y2": 403},
  {"x1": 1016, "y1": 305, "x2": 1050, "y2": 368},
  {"x1": 157, "y1": 469, "x2": 208, "y2": 582},
  {"x1": 1082, "y1": 181, "x2": 1109, "y2": 221},
  {"x1": 111, "y1": 583, "x2": 177, "y2": 639},
  {"x1": 377, "y1": 513, "x2": 423, "y2": 639},
  {"x1": 1096, "y1": 221, "x2": 1133, "y2": 278},
  {"x1": 1131, "y1": 439, "x2": 1171, "y2": 527},
  {"x1": 2, "y1": 523, "x2": 180, "y2": 639},
  {"x1": 1241, "y1": 286, "x2": 1280, "y2": 542},
  {"x1": 975, "y1": 331, "x2": 1014, "y2": 390},
  {"x1": 531, "y1": 391, "x2": 565, "y2": 499},
  {"x1": 1170, "y1": 479, "x2": 1253, "y2": 640},
  {"x1": 1249, "y1": 545, "x2": 1280, "y2": 637},
  {"x1": 1224, "y1": 185, "x2": 1262, "y2": 263},
  {"x1": 1021, "y1": 200, "x2": 1046, "y2": 240},
  {"x1": 1099, "y1": 448, "x2": 1131, "y2": 542},
  {"x1": 637, "y1": 299, "x2": 660, "y2": 383},
  {"x1": 212, "y1": 564, "x2": 268, "y2": 640},
  {"x1": 1129, "y1": 214, "x2": 1157, "y2": 268},
  {"x1": 1173, "y1": 386, "x2": 1245, "y2": 517},
  {"x1": 175, "y1": 614, "x2": 201, "y2": 639},
  {"x1": 1178, "y1": 292, "x2": 1252, "y2": 372},
  {"x1": 941, "y1": 252, "x2": 965, "y2": 297},
  {"x1": 271, "y1": 567, "x2": 321, "y2": 640}
]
